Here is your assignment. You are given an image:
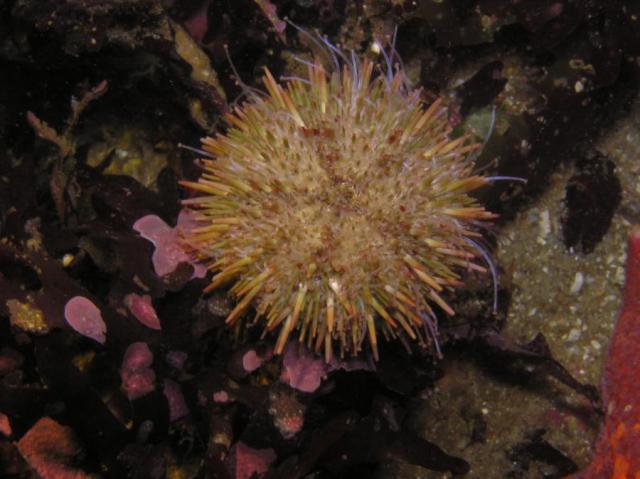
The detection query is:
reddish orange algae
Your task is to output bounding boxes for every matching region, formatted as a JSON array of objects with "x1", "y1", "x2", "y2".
[{"x1": 569, "y1": 227, "x2": 640, "y2": 479}]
